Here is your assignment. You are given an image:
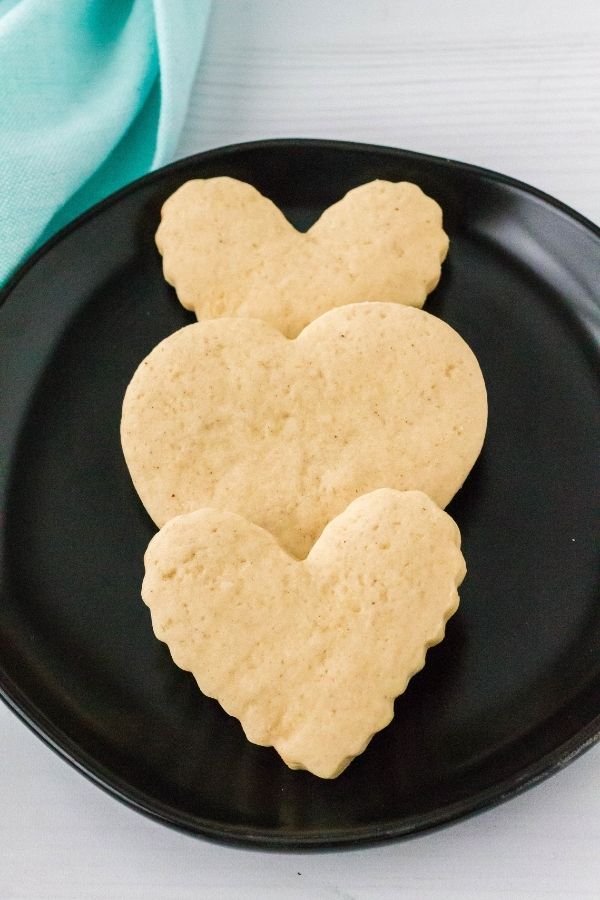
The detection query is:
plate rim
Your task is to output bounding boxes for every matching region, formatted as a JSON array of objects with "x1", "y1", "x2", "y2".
[
  {"x1": 2, "y1": 138, "x2": 599, "y2": 308},
  {"x1": 2, "y1": 678, "x2": 600, "y2": 849},
  {"x1": 1, "y1": 138, "x2": 599, "y2": 849}
]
